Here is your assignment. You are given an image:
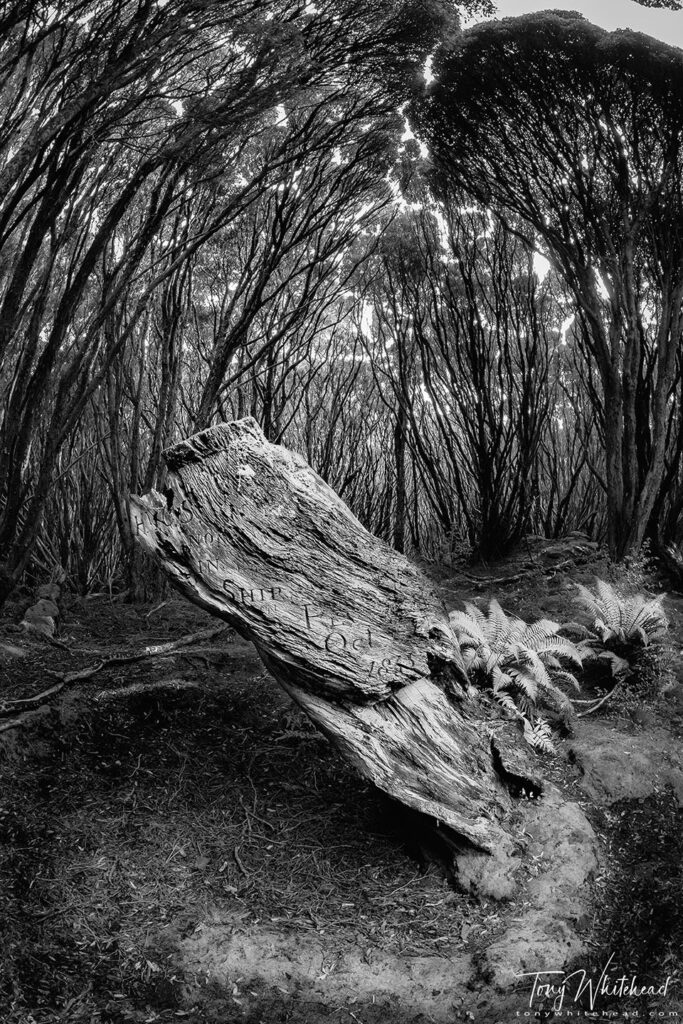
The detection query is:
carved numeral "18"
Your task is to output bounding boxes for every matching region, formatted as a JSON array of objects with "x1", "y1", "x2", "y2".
[{"x1": 366, "y1": 655, "x2": 416, "y2": 680}]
